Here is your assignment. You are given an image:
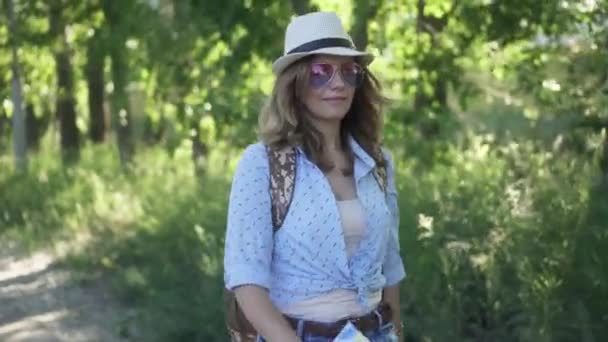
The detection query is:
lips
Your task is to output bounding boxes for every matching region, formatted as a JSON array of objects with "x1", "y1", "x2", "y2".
[{"x1": 323, "y1": 97, "x2": 347, "y2": 101}]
